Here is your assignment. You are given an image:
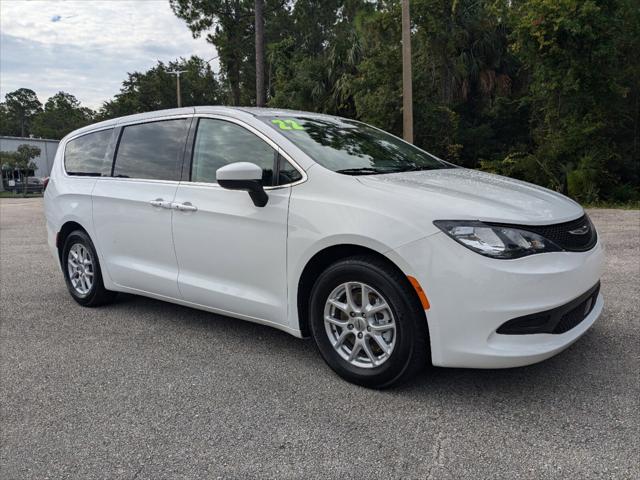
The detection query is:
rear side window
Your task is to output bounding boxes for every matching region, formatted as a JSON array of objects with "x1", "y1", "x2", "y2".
[
  {"x1": 113, "y1": 119, "x2": 188, "y2": 180},
  {"x1": 191, "y1": 118, "x2": 275, "y2": 185},
  {"x1": 64, "y1": 129, "x2": 112, "y2": 176}
]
